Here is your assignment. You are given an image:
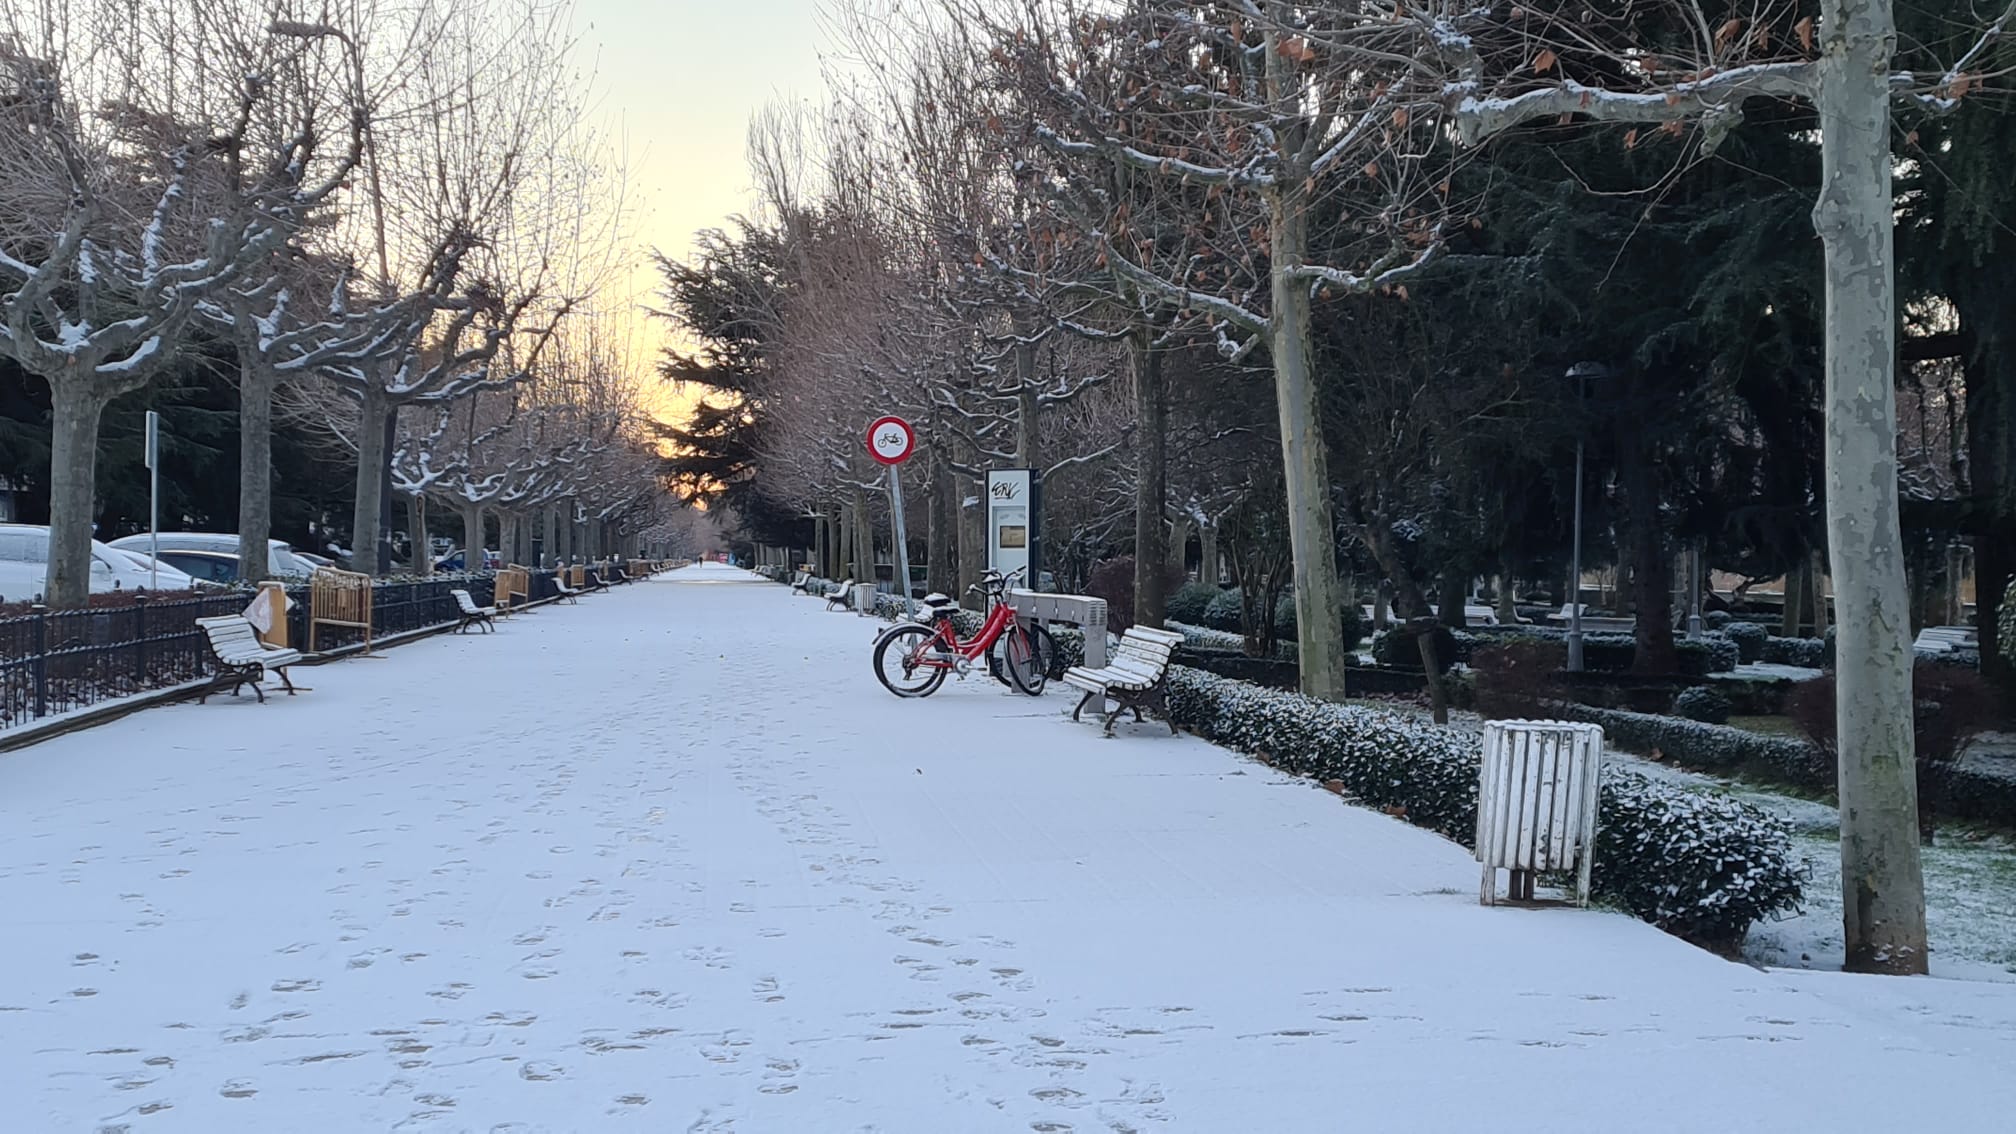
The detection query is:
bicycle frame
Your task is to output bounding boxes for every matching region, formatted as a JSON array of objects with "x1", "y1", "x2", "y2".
[{"x1": 909, "y1": 594, "x2": 1021, "y2": 669}]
